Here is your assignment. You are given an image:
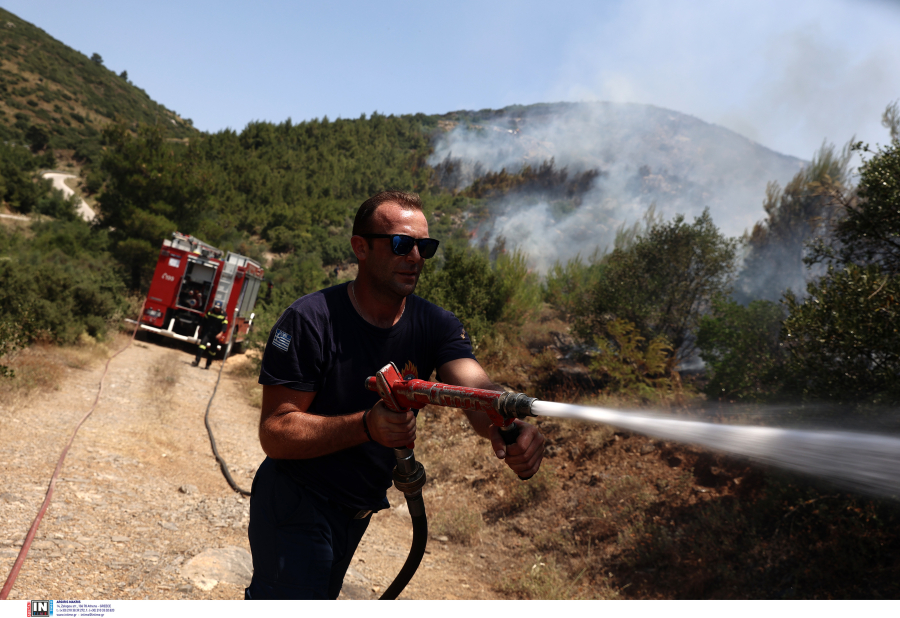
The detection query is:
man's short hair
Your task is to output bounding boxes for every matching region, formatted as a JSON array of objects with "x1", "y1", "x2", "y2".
[{"x1": 352, "y1": 190, "x2": 423, "y2": 236}]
